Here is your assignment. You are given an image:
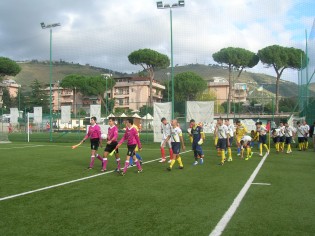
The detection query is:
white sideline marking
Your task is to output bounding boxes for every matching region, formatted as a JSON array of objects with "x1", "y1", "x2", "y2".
[
  {"x1": 0, "y1": 150, "x2": 192, "y2": 202},
  {"x1": 251, "y1": 183, "x2": 271, "y2": 186},
  {"x1": 209, "y1": 153, "x2": 269, "y2": 236},
  {"x1": 0, "y1": 145, "x2": 44, "y2": 150}
]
